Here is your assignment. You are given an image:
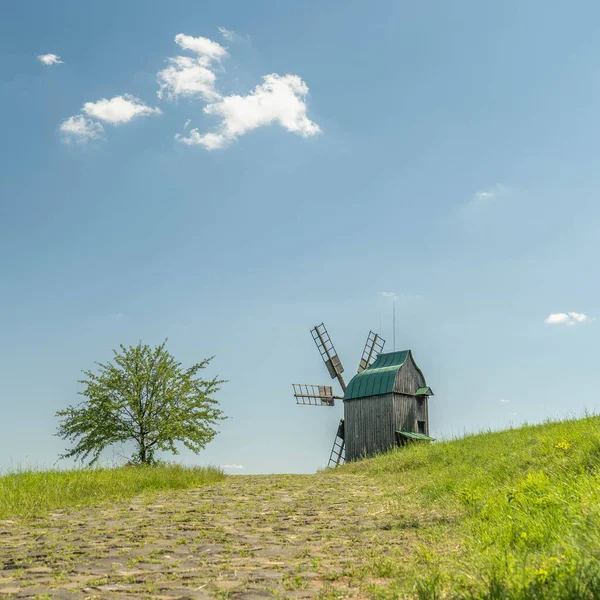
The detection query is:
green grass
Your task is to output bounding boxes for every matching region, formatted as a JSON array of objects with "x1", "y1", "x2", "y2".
[
  {"x1": 339, "y1": 415, "x2": 600, "y2": 599},
  {"x1": 0, "y1": 463, "x2": 224, "y2": 520}
]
